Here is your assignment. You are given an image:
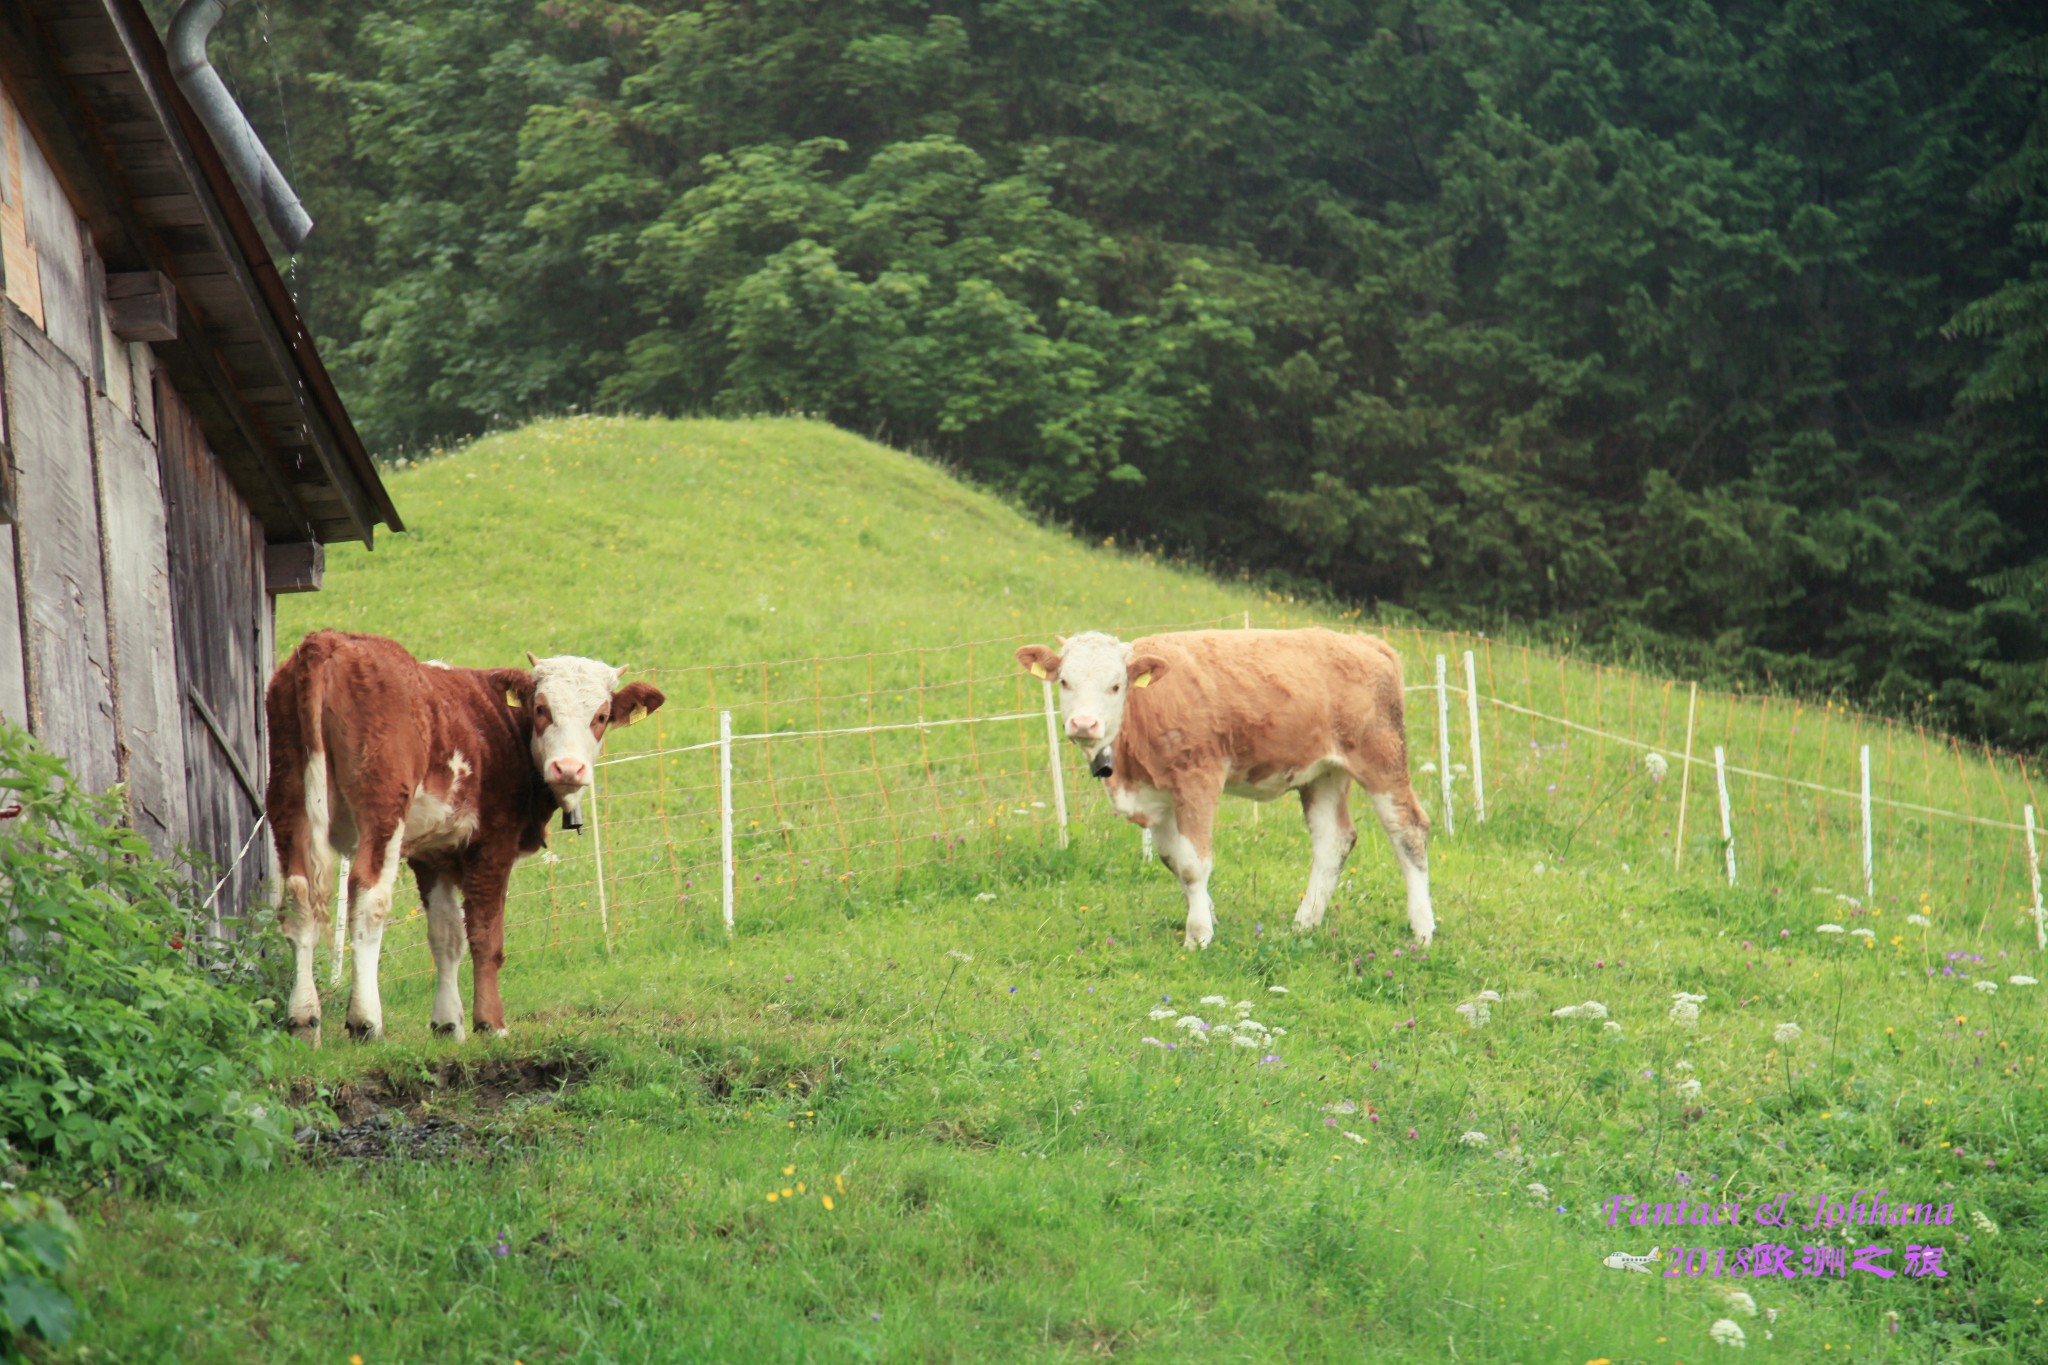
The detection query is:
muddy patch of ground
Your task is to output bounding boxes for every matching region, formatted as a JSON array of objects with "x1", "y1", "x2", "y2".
[{"x1": 290, "y1": 1054, "x2": 594, "y2": 1162}]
